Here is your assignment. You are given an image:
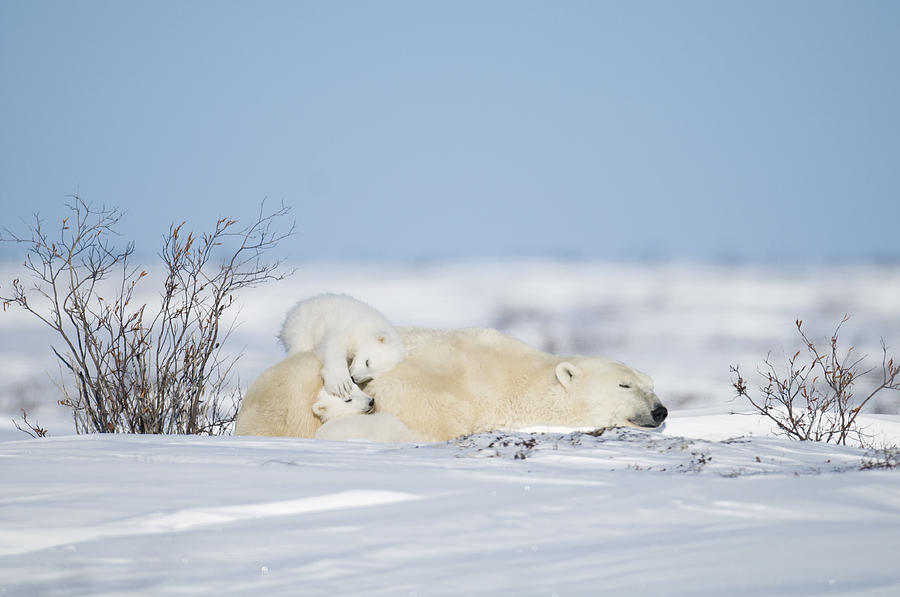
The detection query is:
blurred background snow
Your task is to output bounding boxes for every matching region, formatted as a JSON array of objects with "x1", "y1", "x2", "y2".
[{"x1": 3, "y1": 261, "x2": 899, "y2": 434}]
